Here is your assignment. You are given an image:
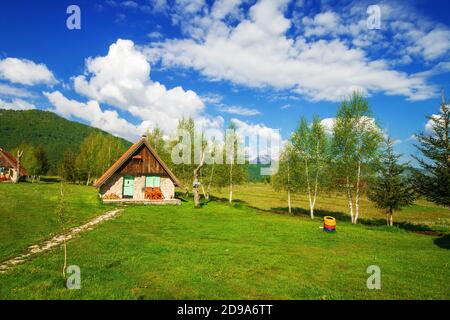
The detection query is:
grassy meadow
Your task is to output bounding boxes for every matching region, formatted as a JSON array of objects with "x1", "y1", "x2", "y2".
[
  {"x1": 0, "y1": 179, "x2": 112, "y2": 261},
  {"x1": 0, "y1": 181, "x2": 449, "y2": 299},
  {"x1": 211, "y1": 183, "x2": 450, "y2": 233}
]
